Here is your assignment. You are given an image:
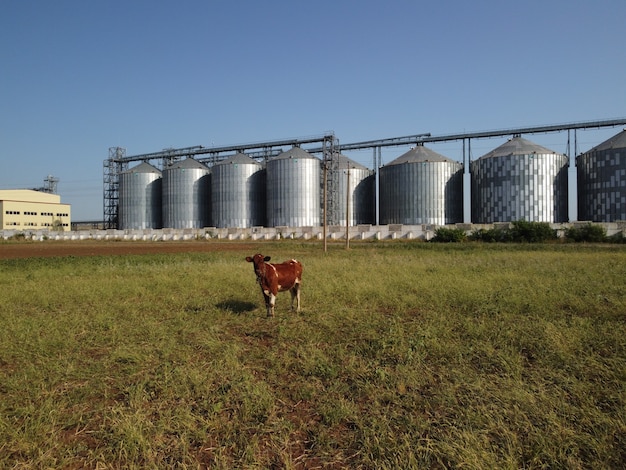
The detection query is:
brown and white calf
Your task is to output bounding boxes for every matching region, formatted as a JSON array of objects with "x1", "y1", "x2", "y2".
[{"x1": 245, "y1": 253, "x2": 303, "y2": 317}]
